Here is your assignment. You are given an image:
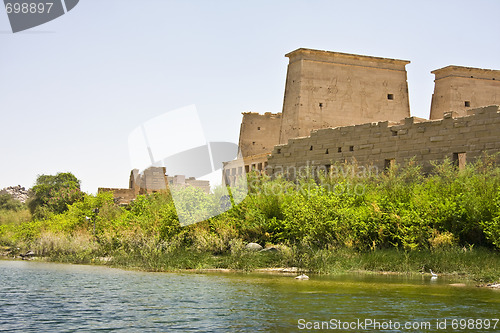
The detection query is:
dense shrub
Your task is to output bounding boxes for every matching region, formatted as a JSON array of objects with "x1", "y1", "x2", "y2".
[
  {"x1": 3, "y1": 157, "x2": 500, "y2": 258},
  {"x1": 28, "y1": 172, "x2": 84, "y2": 219},
  {"x1": 0, "y1": 194, "x2": 24, "y2": 211}
]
